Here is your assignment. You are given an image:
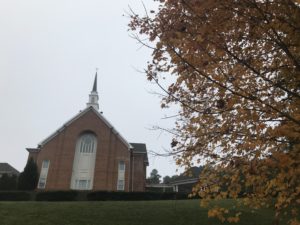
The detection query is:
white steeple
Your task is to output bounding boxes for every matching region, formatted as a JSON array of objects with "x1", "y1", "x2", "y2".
[{"x1": 86, "y1": 72, "x2": 99, "y2": 110}]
